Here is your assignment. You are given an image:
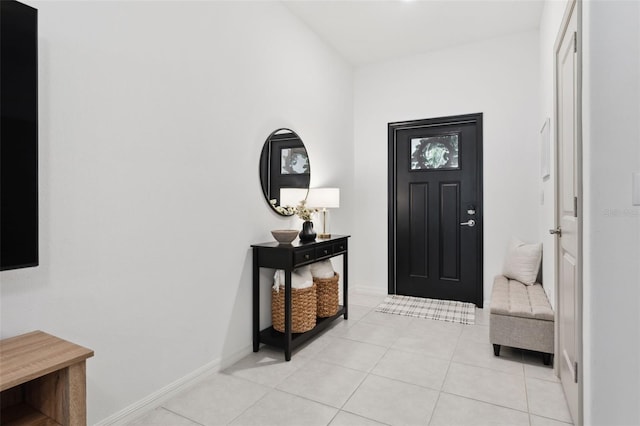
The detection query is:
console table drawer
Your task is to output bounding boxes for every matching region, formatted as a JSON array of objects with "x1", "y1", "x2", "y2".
[
  {"x1": 315, "y1": 245, "x2": 333, "y2": 259},
  {"x1": 333, "y1": 241, "x2": 347, "y2": 254},
  {"x1": 294, "y1": 248, "x2": 315, "y2": 265}
]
